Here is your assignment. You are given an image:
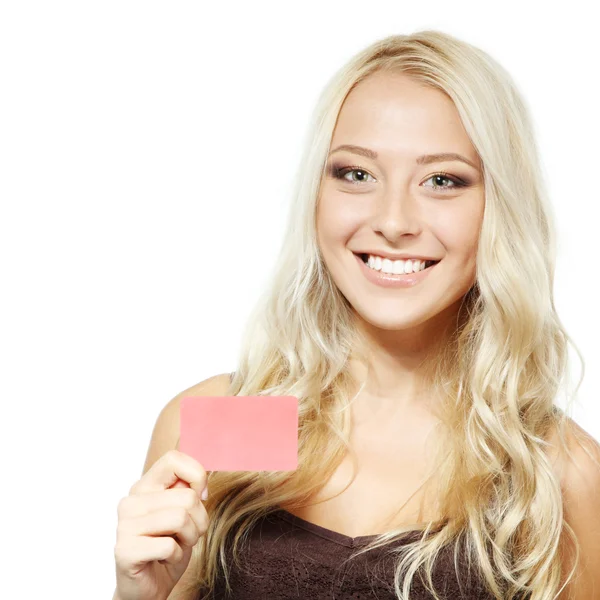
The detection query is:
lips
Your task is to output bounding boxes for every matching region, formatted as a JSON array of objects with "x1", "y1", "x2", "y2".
[
  {"x1": 354, "y1": 253, "x2": 440, "y2": 268},
  {"x1": 353, "y1": 251, "x2": 438, "y2": 288}
]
